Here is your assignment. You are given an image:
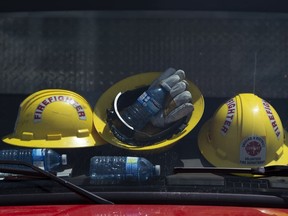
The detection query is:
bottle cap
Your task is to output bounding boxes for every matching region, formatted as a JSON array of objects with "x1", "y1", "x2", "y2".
[
  {"x1": 154, "y1": 165, "x2": 161, "y2": 176},
  {"x1": 61, "y1": 154, "x2": 68, "y2": 165}
]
